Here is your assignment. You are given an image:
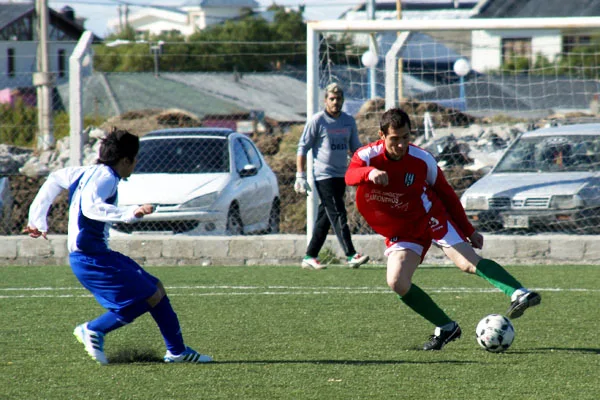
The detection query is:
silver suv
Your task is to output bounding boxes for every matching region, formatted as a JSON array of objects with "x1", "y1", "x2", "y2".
[{"x1": 460, "y1": 123, "x2": 600, "y2": 233}]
